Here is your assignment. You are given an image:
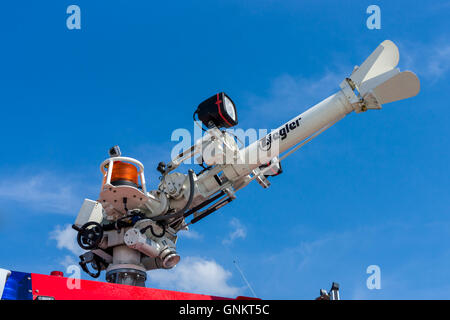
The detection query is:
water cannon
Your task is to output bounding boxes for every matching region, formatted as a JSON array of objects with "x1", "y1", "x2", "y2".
[{"x1": 72, "y1": 40, "x2": 420, "y2": 286}]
